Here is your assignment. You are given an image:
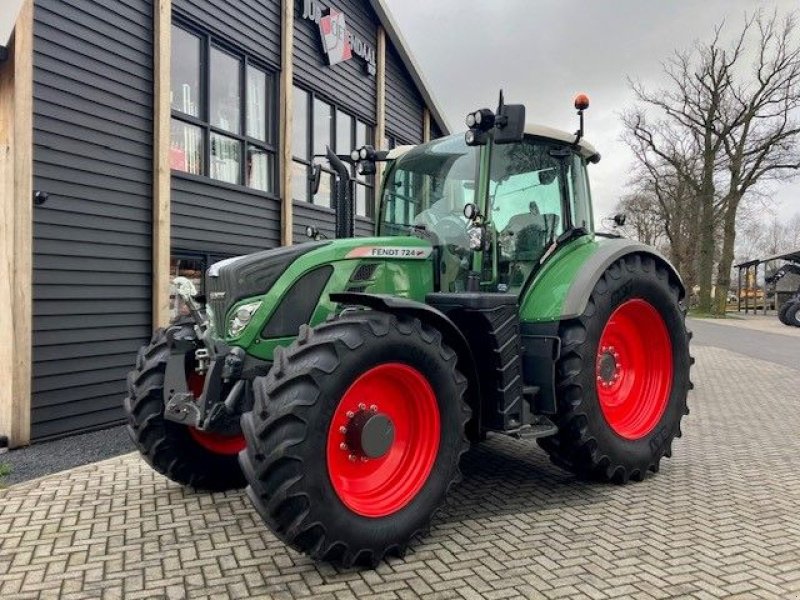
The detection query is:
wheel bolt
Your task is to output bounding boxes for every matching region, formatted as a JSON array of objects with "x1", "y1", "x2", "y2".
[
  {"x1": 596, "y1": 375, "x2": 603, "y2": 382},
  {"x1": 360, "y1": 457, "x2": 369, "y2": 462},
  {"x1": 370, "y1": 404, "x2": 378, "y2": 412},
  {"x1": 339, "y1": 442, "x2": 348, "y2": 451},
  {"x1": 339, "y1": 426, "x2": 347, "y2": 434},
  {"x1": 348, "y1": 454, "x2": 356, "y2": 462},
  {"x1": 346, "y1": 411, "x2": 354, "y2": 418},
  {"x1": 358, "y1": 403, "x2": 366, "y2": 410}
]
